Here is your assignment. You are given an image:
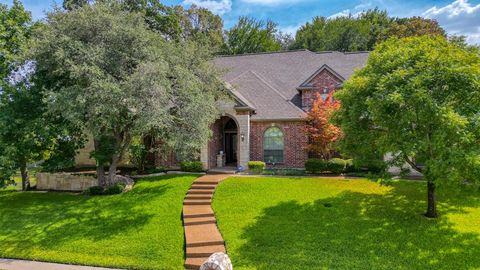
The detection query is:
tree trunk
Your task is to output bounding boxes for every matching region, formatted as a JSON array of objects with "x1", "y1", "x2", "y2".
[
  {"x1": 20, "y1": 160, "x2": 30, "y2": 191},
  {"x1": 107, "y1": 153, "x2": 120, "y2": 186},
  {"x1": 96, "y1": 164, "x2": 106, "y2": 187},
  {"x1": 94, "y1": 138, "x2": 107, "y2": 187},
  {"x1": 425, "y1": 181, "x2": 438, "y2": 218}
]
